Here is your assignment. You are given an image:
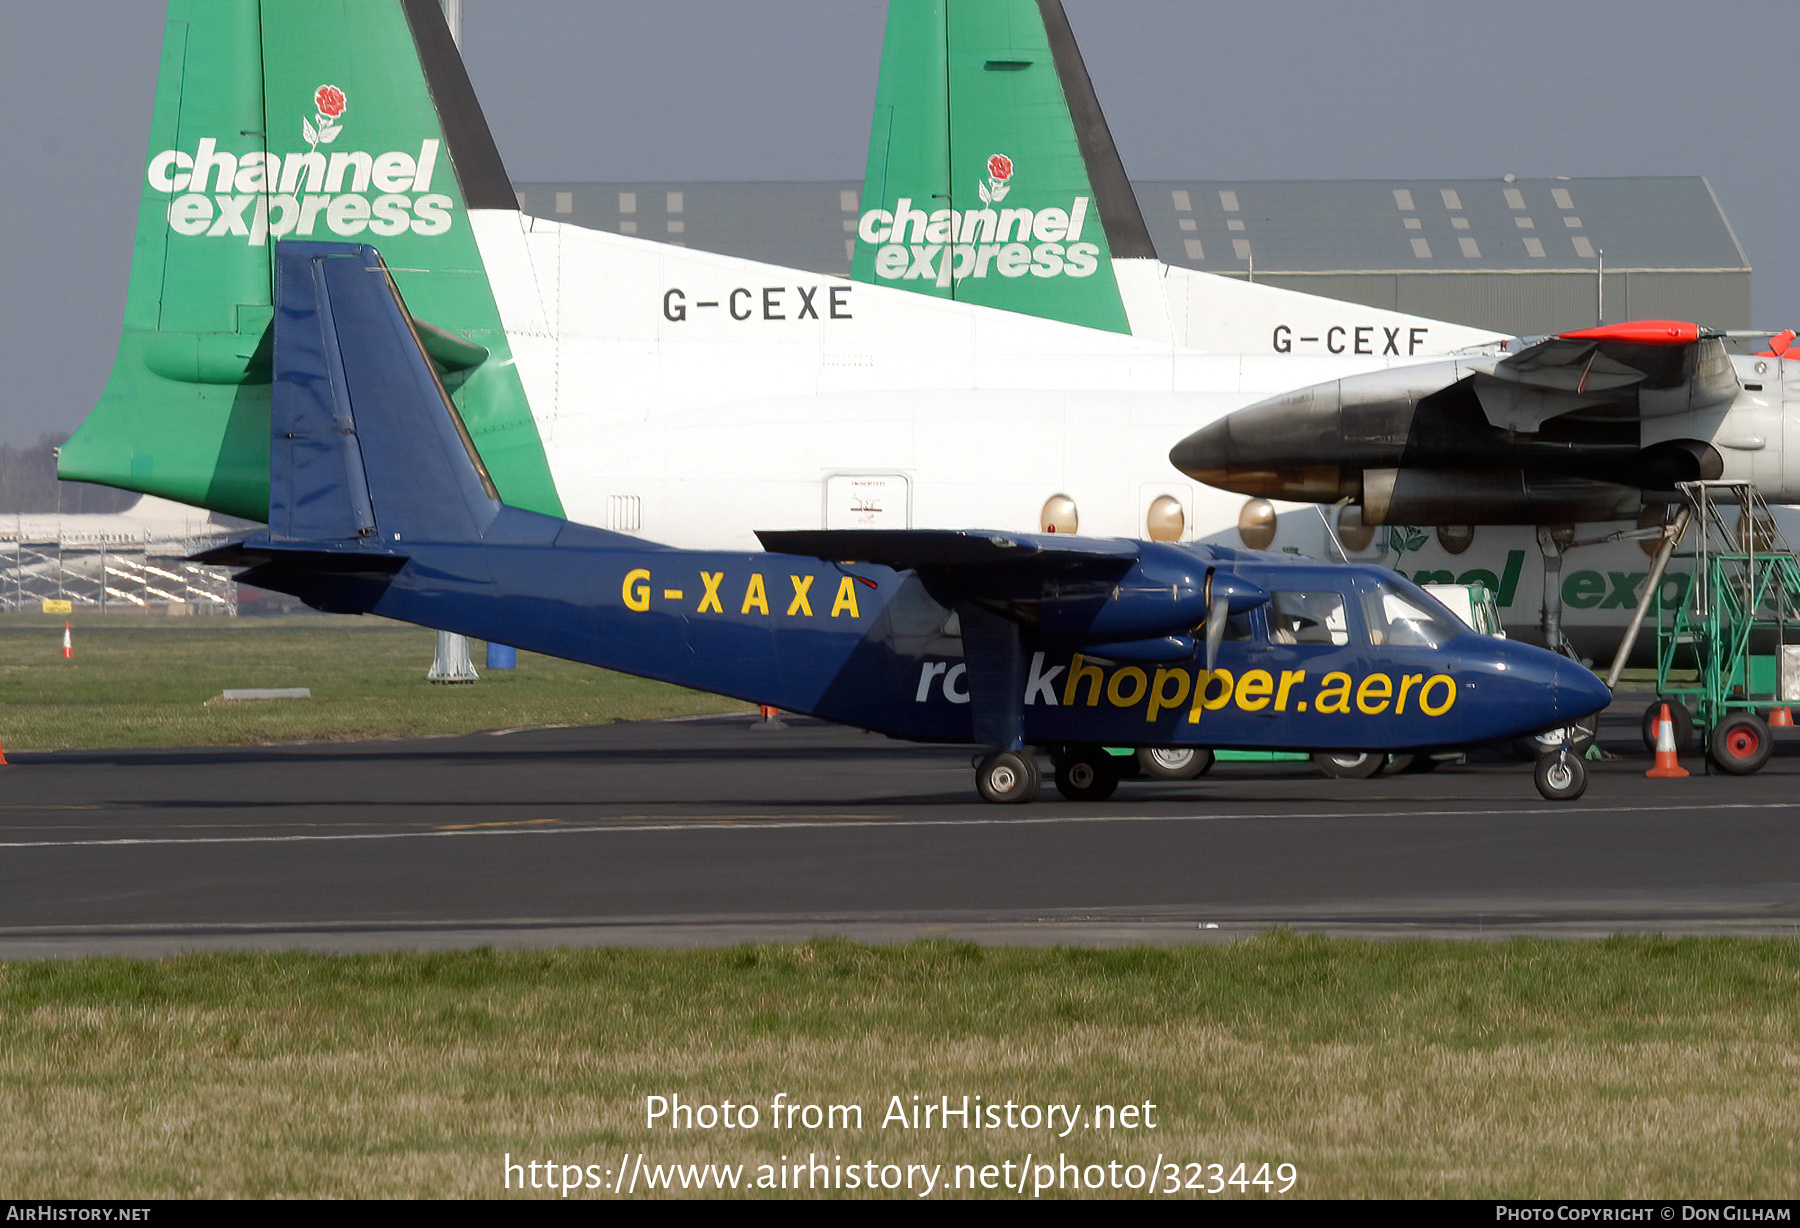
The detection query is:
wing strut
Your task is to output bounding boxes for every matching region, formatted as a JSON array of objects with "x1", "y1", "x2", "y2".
[{"x1": 958, "y1": 602, "x2": 1028, "y2": 752}]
